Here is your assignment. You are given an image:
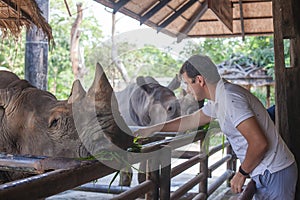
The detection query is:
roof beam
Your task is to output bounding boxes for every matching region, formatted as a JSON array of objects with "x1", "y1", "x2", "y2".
[
  {"x1": 177, "y1": 1, "x2": 208, "y2": 42},
  {"x1": 239, "y1": 0, "x2": 245, "y2": 40},
  {"x1": 208, "y1": 0, "x2": 233, "y2": 32},
  {"x1": 113, "y1": 0, "x2": 131, "y2": 14},
  {"x1": 157, "y1": 0, "x2": 198, "y2": 32},
  {"x1": 140, "y1": 0, "x2": 170, "y2": 25}
]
